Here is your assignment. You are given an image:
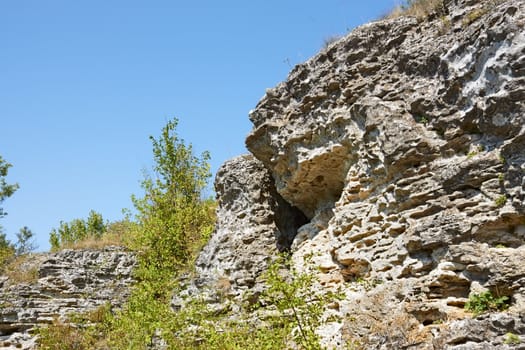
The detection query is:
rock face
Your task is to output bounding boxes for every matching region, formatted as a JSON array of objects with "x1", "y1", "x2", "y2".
[
  {"x1": 200, "y1": 0, "x2": 525, "y2": 348},
  {"x1": 0, "y1": 247, "x2": 136, "y2": 349},
  {"x1": 195, "y1": 155, "x2": 307, "y2": 295}
]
